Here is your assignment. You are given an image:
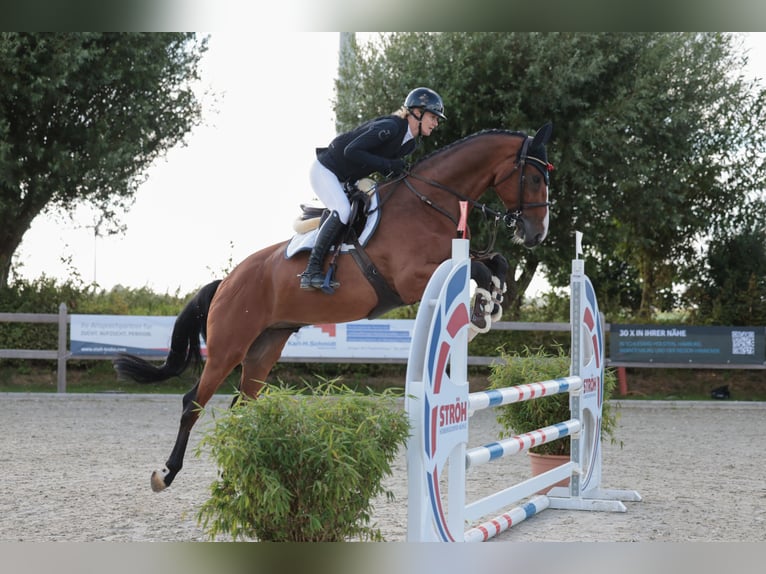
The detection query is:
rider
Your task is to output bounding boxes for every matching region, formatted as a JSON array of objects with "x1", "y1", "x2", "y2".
[{"x1": 299, "y1": 87, "x2": 447, "y2": 290}]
